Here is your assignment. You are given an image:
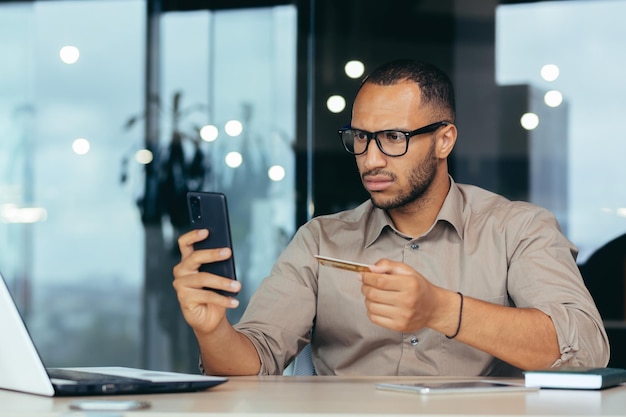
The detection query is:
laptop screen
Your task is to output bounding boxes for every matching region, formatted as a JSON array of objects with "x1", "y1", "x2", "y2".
[
  {"x1": 0, "y1": 272, "x2": 56, "y2": 396},
  {"x1": 0, "y1": 272, "x2": 227, "y2": 397}
]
